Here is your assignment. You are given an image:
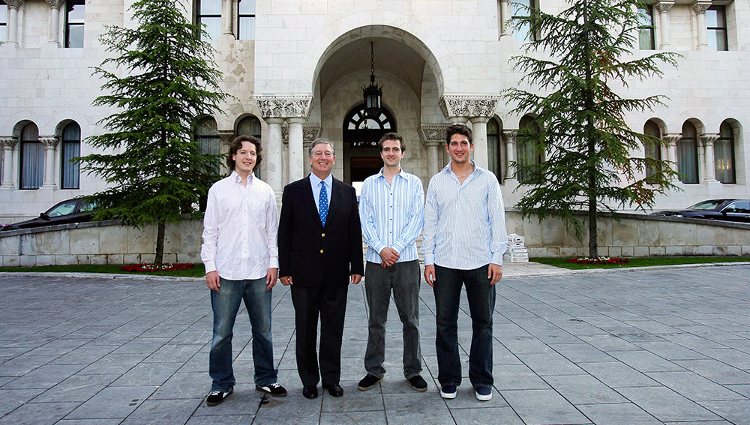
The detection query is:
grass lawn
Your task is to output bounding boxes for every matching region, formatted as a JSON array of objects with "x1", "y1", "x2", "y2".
[
  {"x1": 533, "y1": 256, "x2": 750, "y2": 270},
  {"x1": 0, "y1": 263, "x2": 205, "y2": 278}
]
